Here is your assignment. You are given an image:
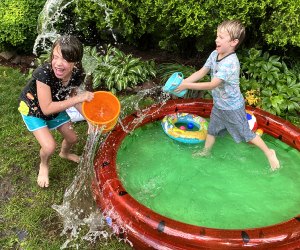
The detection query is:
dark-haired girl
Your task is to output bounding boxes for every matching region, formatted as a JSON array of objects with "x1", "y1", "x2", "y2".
[{"x1": 18, "y1": 35, "x2": 94, "y2": 188}]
